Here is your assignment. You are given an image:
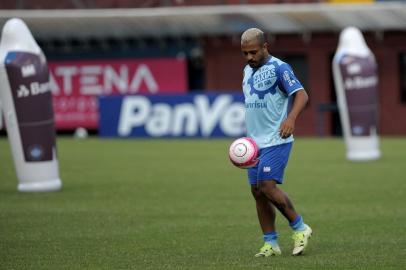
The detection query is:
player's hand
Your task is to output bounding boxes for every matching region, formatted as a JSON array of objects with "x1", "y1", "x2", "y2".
[{"x1": 279, "y1": 117, "x2": 295, "y2": 139}]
